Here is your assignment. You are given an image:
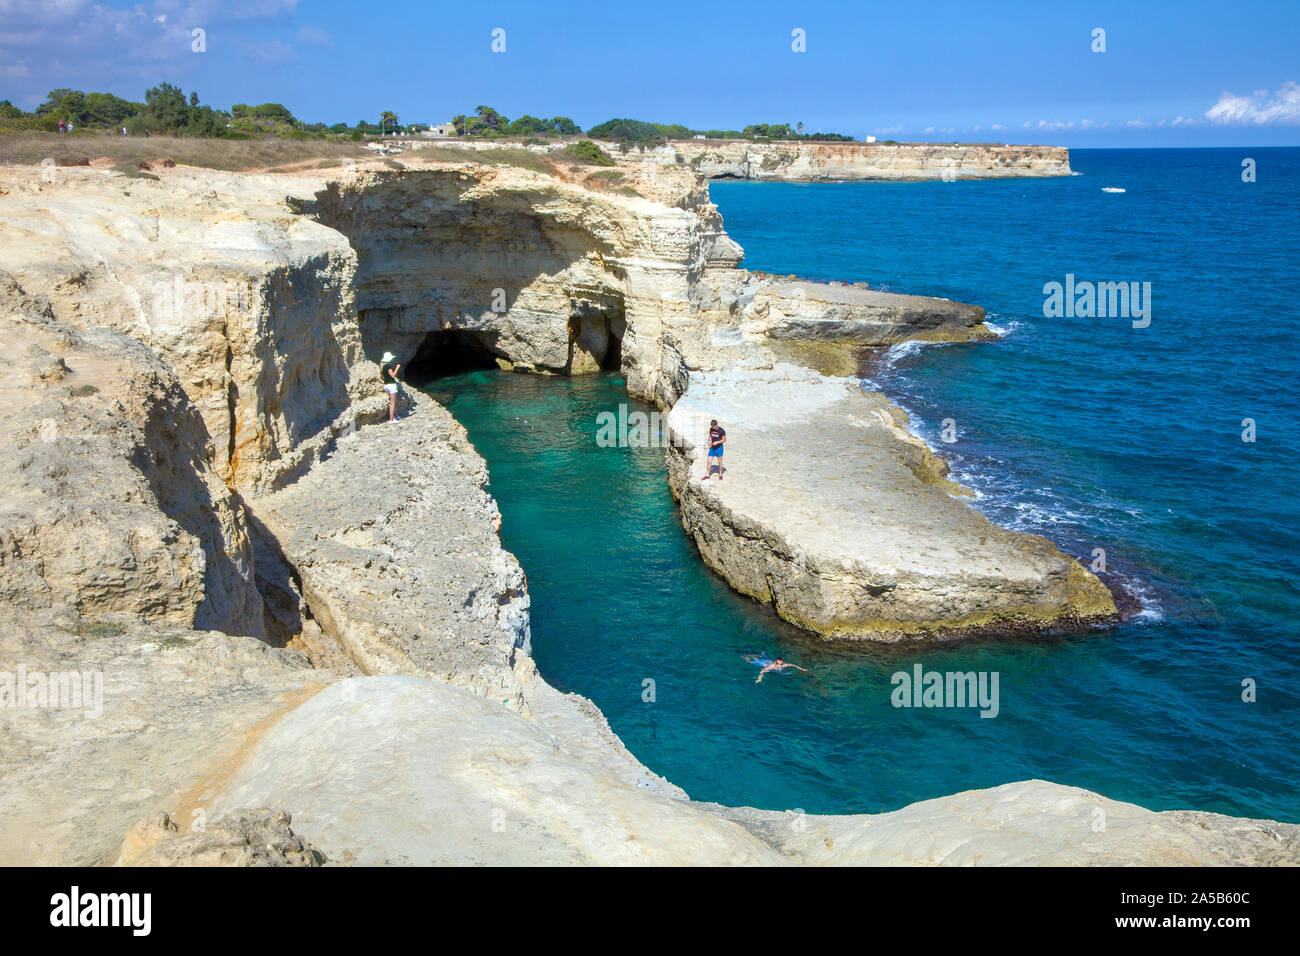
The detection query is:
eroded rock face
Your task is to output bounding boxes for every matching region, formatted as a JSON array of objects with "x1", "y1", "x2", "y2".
[
  {"x1": 0, "y1": 167, "x2": 367, "y2": 494},
  {"x1": 0, "y1": 156, "x2": 1114, "y2": 645},
  {"x1": 250, "y1": 402, "x2": 532, "y2": 701},
  {"x1": 0, "y1": 284, "x2": 263, "y2": 637},
  {"x1": 746, "y1": 278, "x2": 994, "y2": 345},
  {"x1": 617, "y1": 140, "x2": 1073, "y2": 181},
  {"x1": 119, "y1": 809, "x2": 324, "y2": 866},
  {"x1": 310, "y1": 164, "x2": 743, "y2": 402},
  {"x1": 666, "y1": 367, "x2": 1117, "y2": 639}
]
